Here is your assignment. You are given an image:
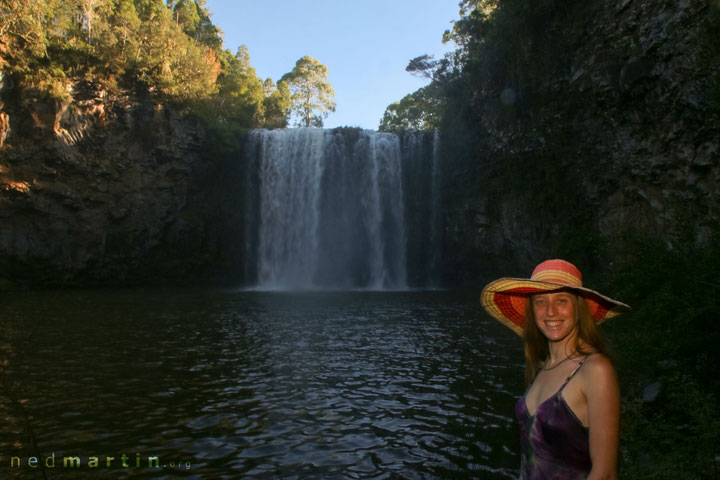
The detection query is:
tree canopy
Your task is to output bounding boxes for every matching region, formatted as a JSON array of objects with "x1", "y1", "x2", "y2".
[
  {"x1": 280, "y1": 56, "x2": 336, "y2": 128},
  {"x1": 378, "y1": 85, "x2": 443, "y2": 134},
  {"x1": 377, "y1": 52, "x2": 454, "y2": 134},
  {"x1": 378, "y1": 0, "x2": 592, "y2": 132},
  {"x1": 0, "y1": 0, "x2": 305, "y2": 132}
]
